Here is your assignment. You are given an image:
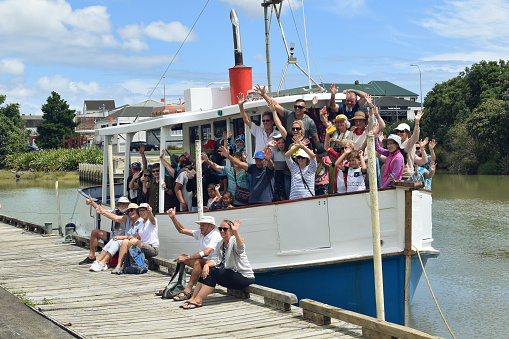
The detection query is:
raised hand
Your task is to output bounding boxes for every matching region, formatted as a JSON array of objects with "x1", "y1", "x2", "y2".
[
  {"x1": 254, "y1": 84, "x2": 266, "y2": 96},
  {"x1": 312, "y1": 96, "x2": 318, "y2": 108},
  {"x1": 159, "y1": 149, "x2": 165, "y2": 159},
  {"x1": 429, "y1": 139, "x2": 437, "y2": 151},
  {"x1": 419, "y1": 137, "x2": 429, "y2": 148},
  {"x1": 430, "y1": 161, "x2": 436, "y2": 171},
  {"x1": 133, "y1": 170, "x2": 141, "y2": 179},
  {"x1": 358, "y1": 149, "x2": 364, "y2": 158},
  {"x1": 86, "y1": 194, "x2": 93, "y2": 205},
  {"x1": 166, "y1": 208, "x2": 176, "y2": 218},
  {"x1": 139, "y1": 144, "x2": 145, "y2": 154},
  {"x1": 415, "y1": 109, "x2": 424, "y2": 123},
  {"x1": 266, "y1": 140, "x2": 277, "y2": 148},
  {"x1": 201, "y1": 152, "x2": 209, "y2": 162},
  {"x1": 378, "y1": 131, "x2": 385, "y2": 144},
  {"x1": 228, "y1": 129, "x2": 233, "y2": 138},
  {"x1": 215, "y1": 184, "x2": 221, "y2": 191},
  {"x1": 218, "y1": 146, "x2": 230, "y2": 158},
  {"x1": 231, "y1": 219, "x2": 241, "y2": 233},
  {"x1": 184, "y1": 151, "x2": 190, "y2": 159},
  {"x1": 330, "y1": 83, "x2": 338, "y2": 95},
  {"x1": 370, "y1": 122, "x2": 379, "y2": 135},
  {"x1": 263, "y1": 146, "x2": 273, "y2": 160},
  {"x1": 237, "y1": 92, "x2": 246, "y2": 106},
  {"x1": 366, "y1": 94, "x2": 373, "y2": 106}
]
